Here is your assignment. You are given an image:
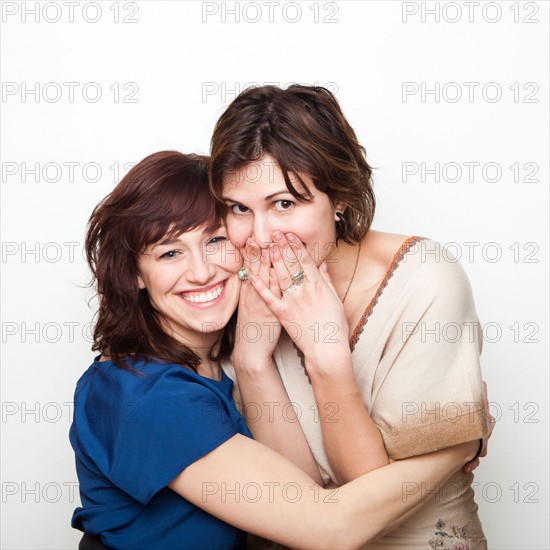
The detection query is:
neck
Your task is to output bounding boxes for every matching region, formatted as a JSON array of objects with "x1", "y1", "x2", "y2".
[
  {"x1": 194, "y1": 333, "x2": 221, "y2": 380},
  {"x1": 197, "y1": 358, "x2": 221, "y2": 380},
  {"x1": 162, "y1": 319, "x2": 223, "y2": 379},
  {"x1": 327, "y1": 240, "x2": 361, "y2": 298},
  {"x1": 192, "y1": 341, "x2": 222, "y2": 380}
]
